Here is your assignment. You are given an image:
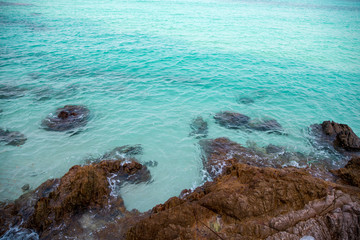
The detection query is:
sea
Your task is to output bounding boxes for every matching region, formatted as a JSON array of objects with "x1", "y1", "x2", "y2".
[{"x1": 1, "y1": 0, "x2": 359, "y2": 216}]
